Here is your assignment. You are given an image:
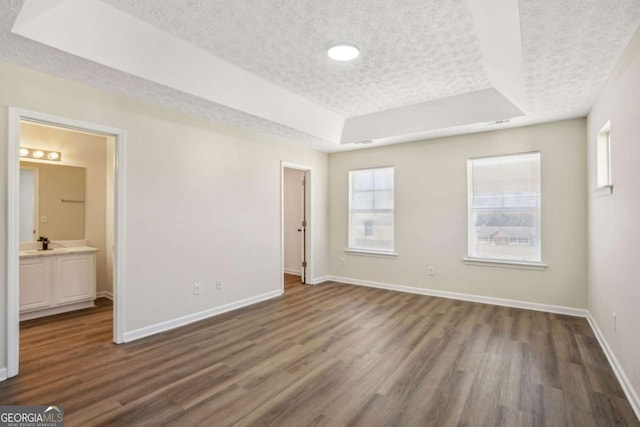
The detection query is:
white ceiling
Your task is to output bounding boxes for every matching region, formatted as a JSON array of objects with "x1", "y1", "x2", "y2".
[{"x1": 2, "y1": 0, "x2": 640, "y2": 152}]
